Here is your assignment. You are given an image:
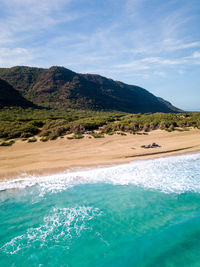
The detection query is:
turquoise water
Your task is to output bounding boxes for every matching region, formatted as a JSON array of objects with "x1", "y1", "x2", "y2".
[{"x1": 1, "y1": 153, "x2": 200, "y2": 266}]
